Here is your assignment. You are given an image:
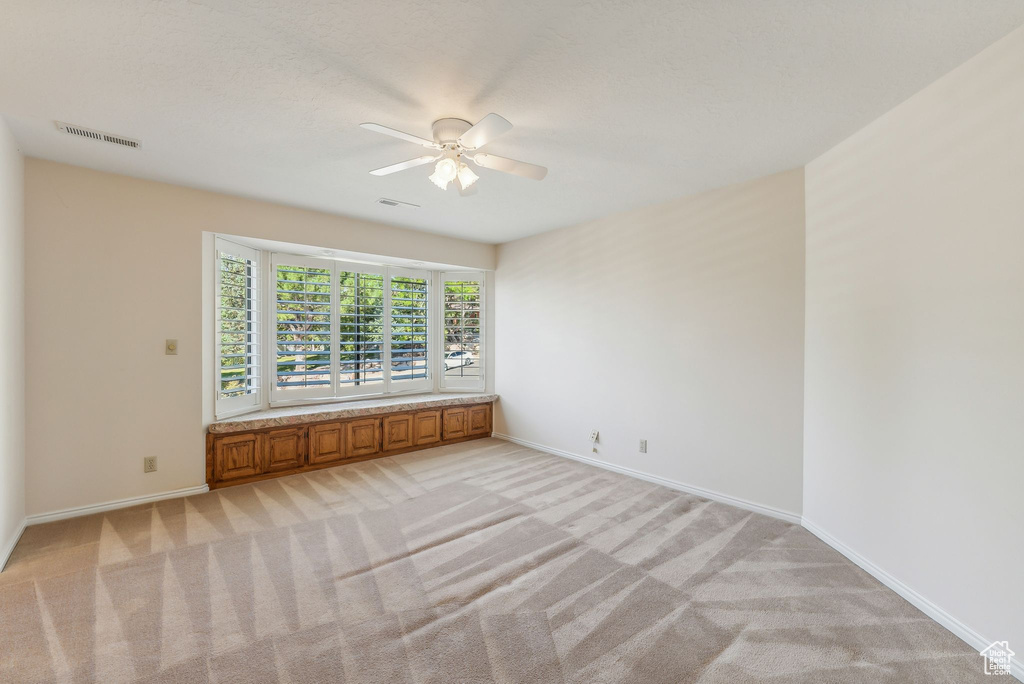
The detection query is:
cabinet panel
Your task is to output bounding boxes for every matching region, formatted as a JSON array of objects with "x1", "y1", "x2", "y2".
[
  {"x1": 442, "y1": 407, "x2": 468, "y2": 440},
  {"x1": 213, "y1": 433, "x2": 261, "y2": 482},
  {"x1": 413, "y1": 410, "x2": 441, "y2": 446},
  {"x1": 309, "y1": 422, "x2": 346, "y2": 465},
  {"x1": 208, "y1": 402, "x2": 495, "y2": 489},
  {"x1": 383, "y1": 414, "x2": 414, "y2": 451},
  {"x1": 346, "y1": 418, "x2": 381, "y2": 458},
  {"x1": 467, "y1": 404, "x2": 492, "y2": 436},
  {"x1": 264, "y1": 427, "x2": 305, "y2": 472}
]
